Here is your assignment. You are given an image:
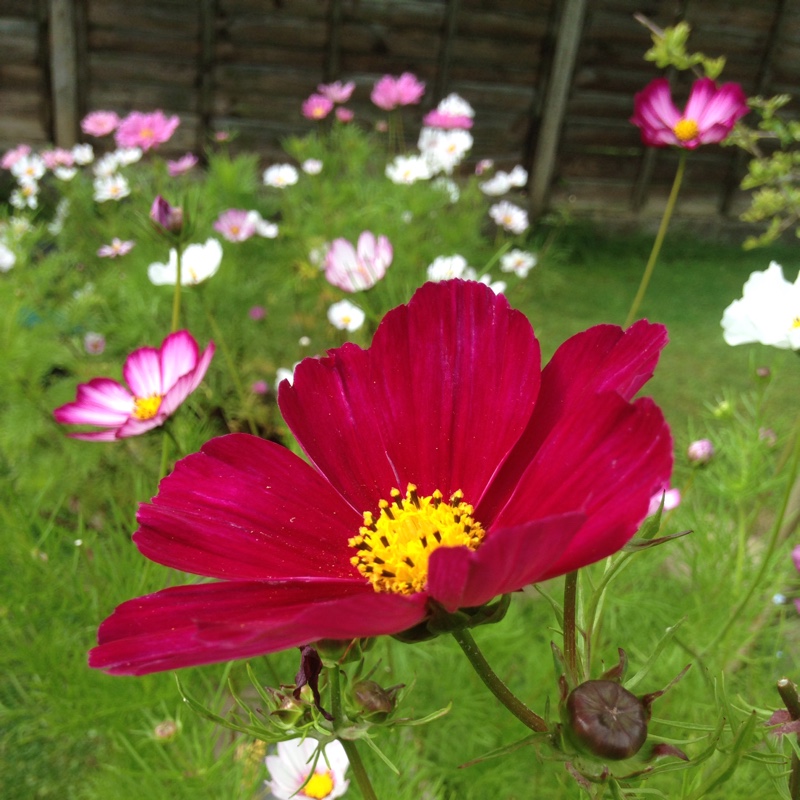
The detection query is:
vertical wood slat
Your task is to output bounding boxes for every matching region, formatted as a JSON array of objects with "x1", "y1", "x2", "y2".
[
  {"x1": 529, "y1": 0, "x2": 587, "y2": 218},
  {"x1": 325, "y1": 0, "x2": 343, "y2": 81},
  {"x1": 49, "y1": 0, "x2": 79, "y2": 147},
  {"x1": 434, "y1": 0, "x2": 460, "y2": 103},
  {"x1": 197, "y1": 0, "x2": 217, "y2": 150}
]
